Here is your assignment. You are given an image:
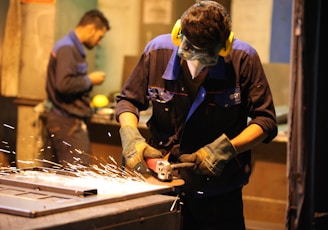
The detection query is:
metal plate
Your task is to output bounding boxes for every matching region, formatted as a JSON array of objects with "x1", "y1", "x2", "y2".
[
  {"x1": 0, "y1": 173, "x2": 97, "y2": 196},
  {"x1": 0, "y1": 168, "x2": 173, "y2": 218}
]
